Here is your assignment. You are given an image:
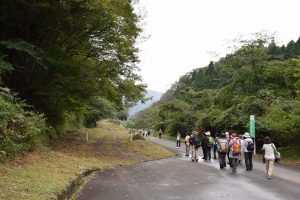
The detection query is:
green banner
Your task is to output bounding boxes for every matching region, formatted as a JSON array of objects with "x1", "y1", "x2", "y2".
[{"x1": 250, "y1": 115, "x2": 255, "y2": 138}]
